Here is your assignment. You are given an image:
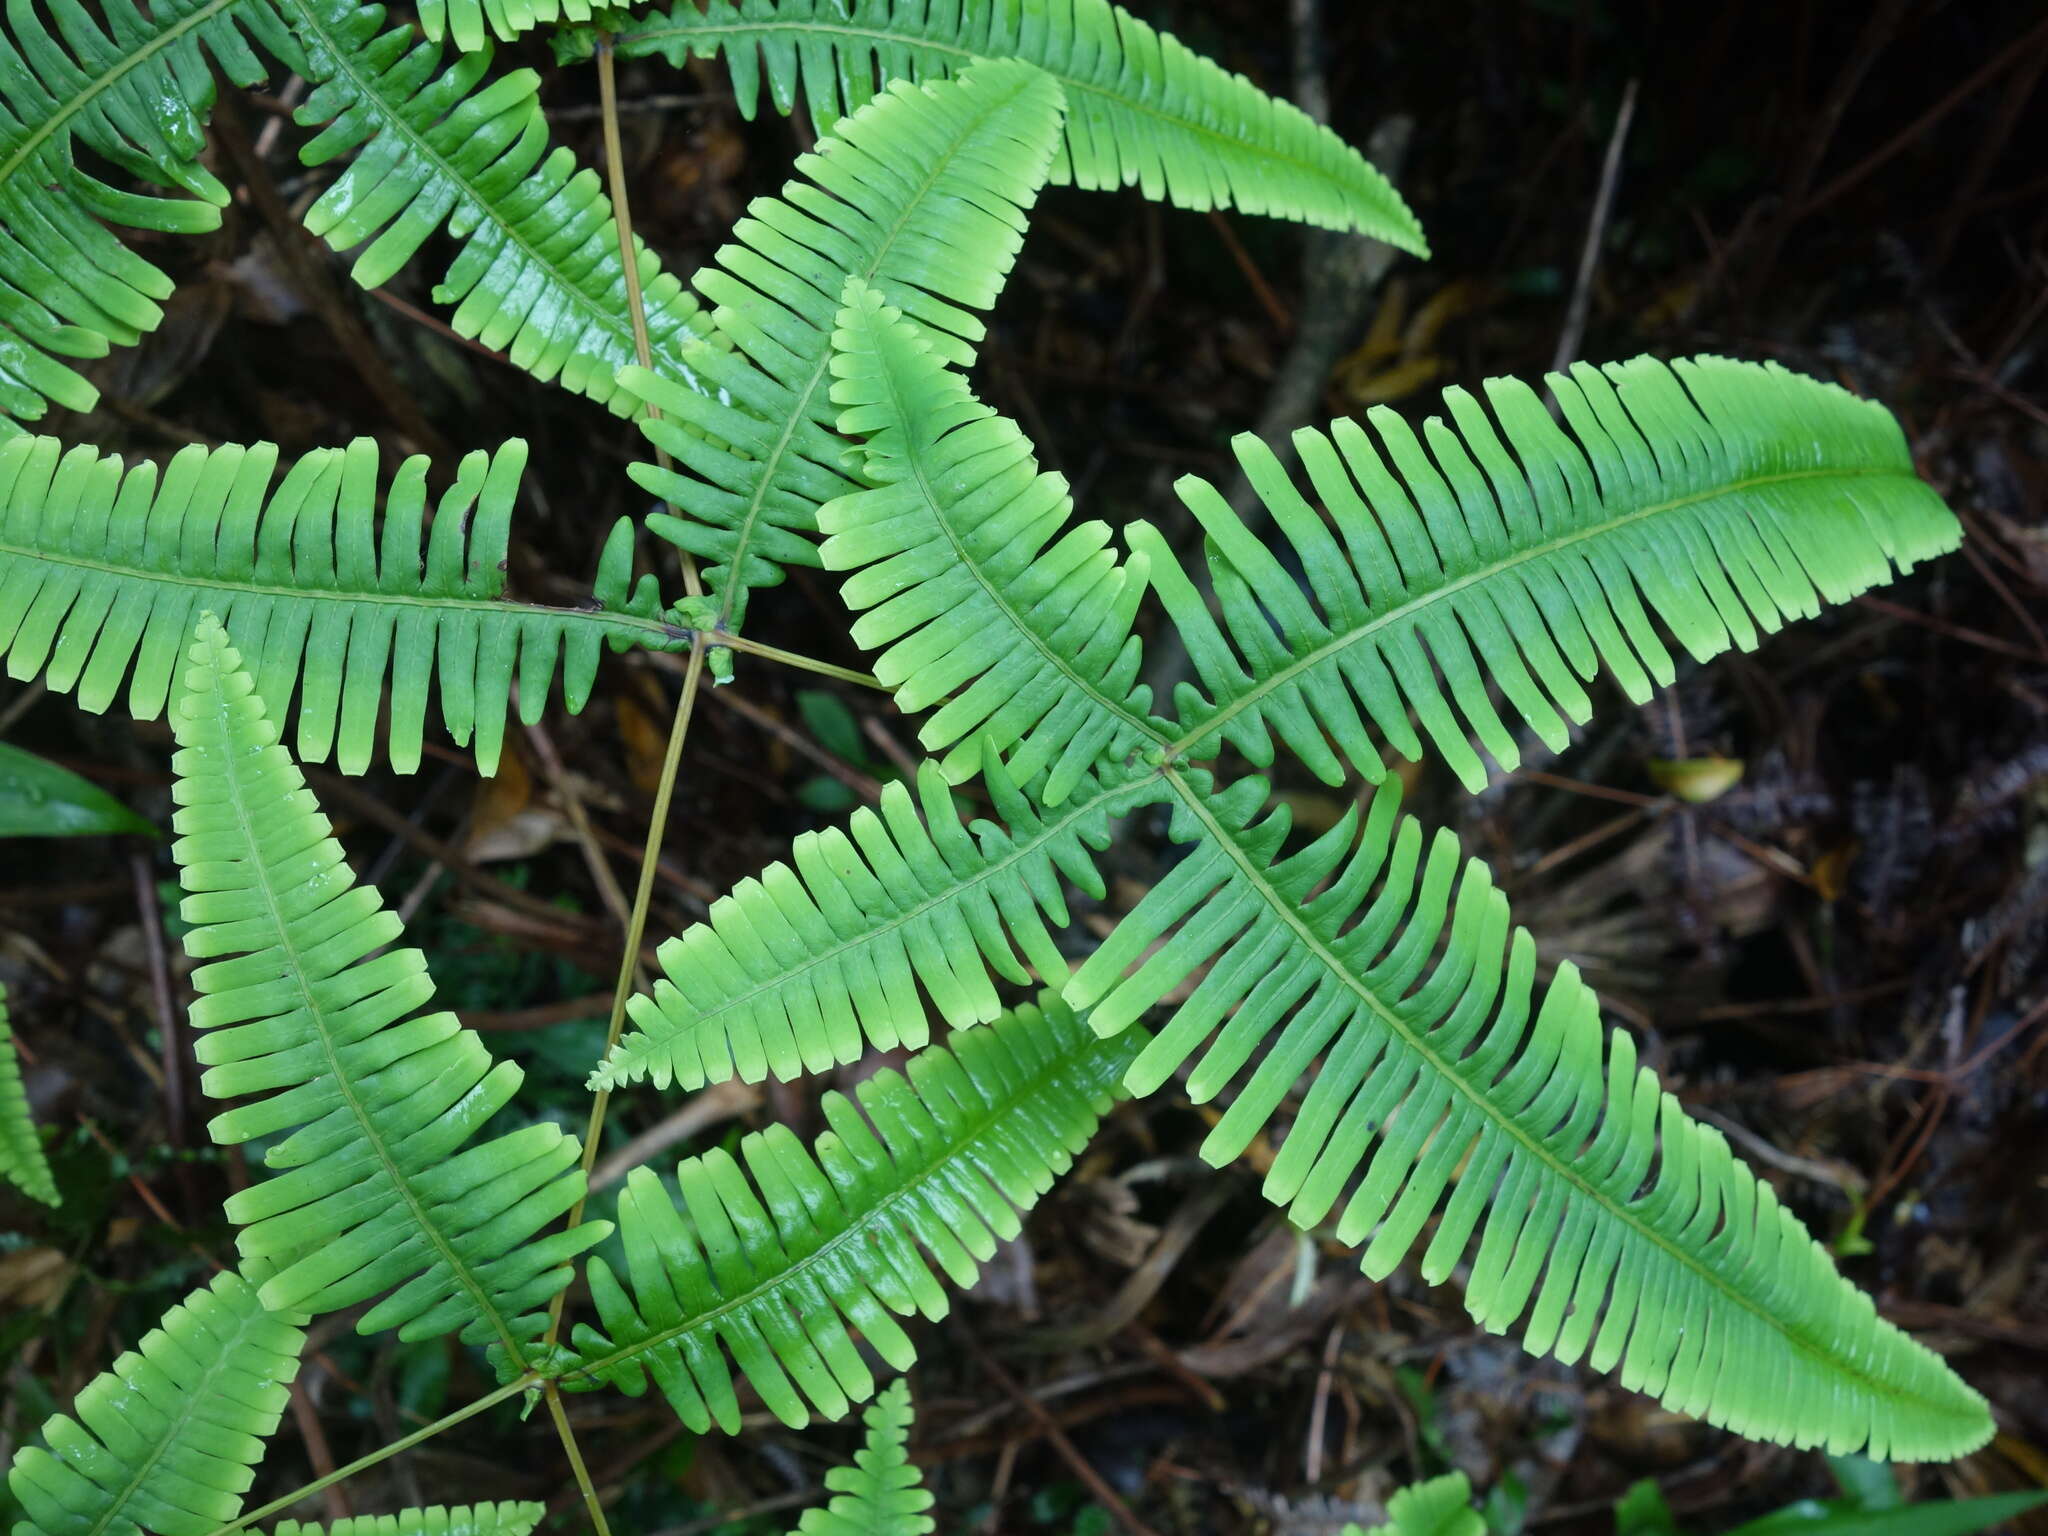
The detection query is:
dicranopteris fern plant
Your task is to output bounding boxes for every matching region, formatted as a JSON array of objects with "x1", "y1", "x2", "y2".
[{"x1": 0, "y1": 0, "x2": 2009, "y2": 1529}]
